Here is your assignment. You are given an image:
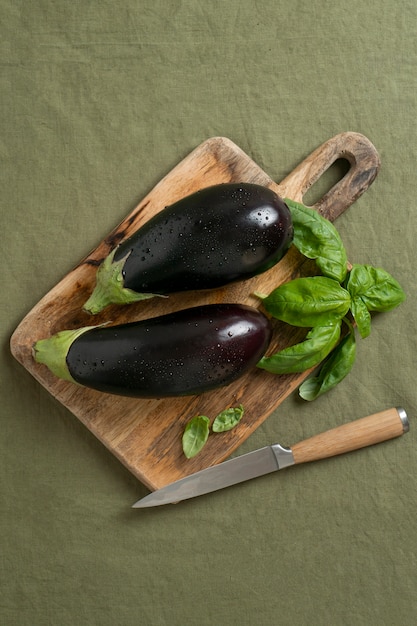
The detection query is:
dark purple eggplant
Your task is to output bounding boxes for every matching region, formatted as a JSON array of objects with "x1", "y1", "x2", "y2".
[
  {"x1": 83, "y1": 183, "x2": 293, "y2": 314},
  {"x1": 33, "y1": 304, "x2": 272, "y2": 398}
]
